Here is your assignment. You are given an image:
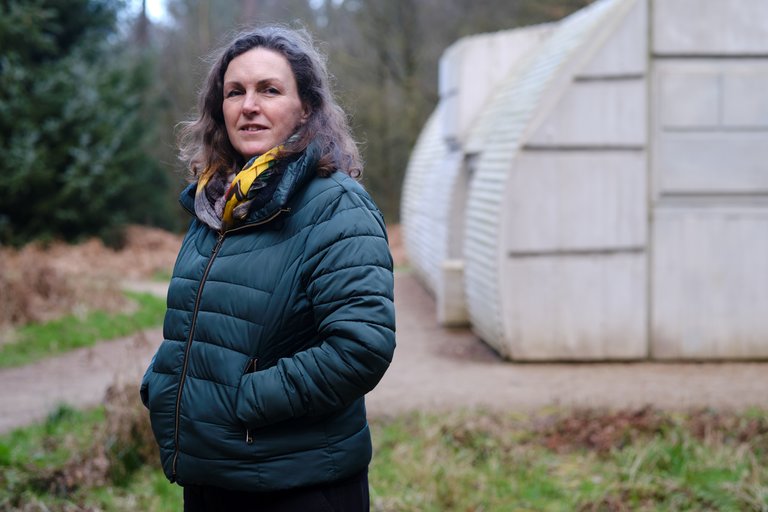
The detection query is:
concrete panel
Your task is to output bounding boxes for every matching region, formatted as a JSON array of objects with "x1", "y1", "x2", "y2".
[
  {"x1": 655, "y1": 132, "x2": 768, "y2": 194},
  {"x1": 528, "y1": 79, "x2": 646, "y2": 146},
  {"x1": 502, "y1": 254, "x2": 647, "y2": 360},
  {"x1": 506, "y1": 151, "x2": 647, "y2": 252},
  {"x1": 438, "y1": 43, "x2": 460, "y2": 100},
  {"x1": 653, "y1": 0, "x2": 768, "y2": 55},
  {"x1": 653, "y1": 60, "x2": 768, "y2": 196},
  {"x1": 652, "y1": 208, "x2": 768, "y2": 358},
  {"x1": 437, "y1": 260, "x2": 469, "y2": 327},
  {"x1": 580, "y1": 0, "x2": 646, "y2": 77},
  {"x1": 440, "y1": 92, "x2": 459, "y2": 146},
  {"x1": 658, "y1": 70, "x2": 720, "y2": 128},
  {"x1": 440, "y1": 25, "x2": 552, "y2": 146},
  {"x1": 723, "y1": 72, "x2": 768, "y2": 127},
  {"x1": 656, "y1": 62, "x2": 768, "y2": 129}
]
